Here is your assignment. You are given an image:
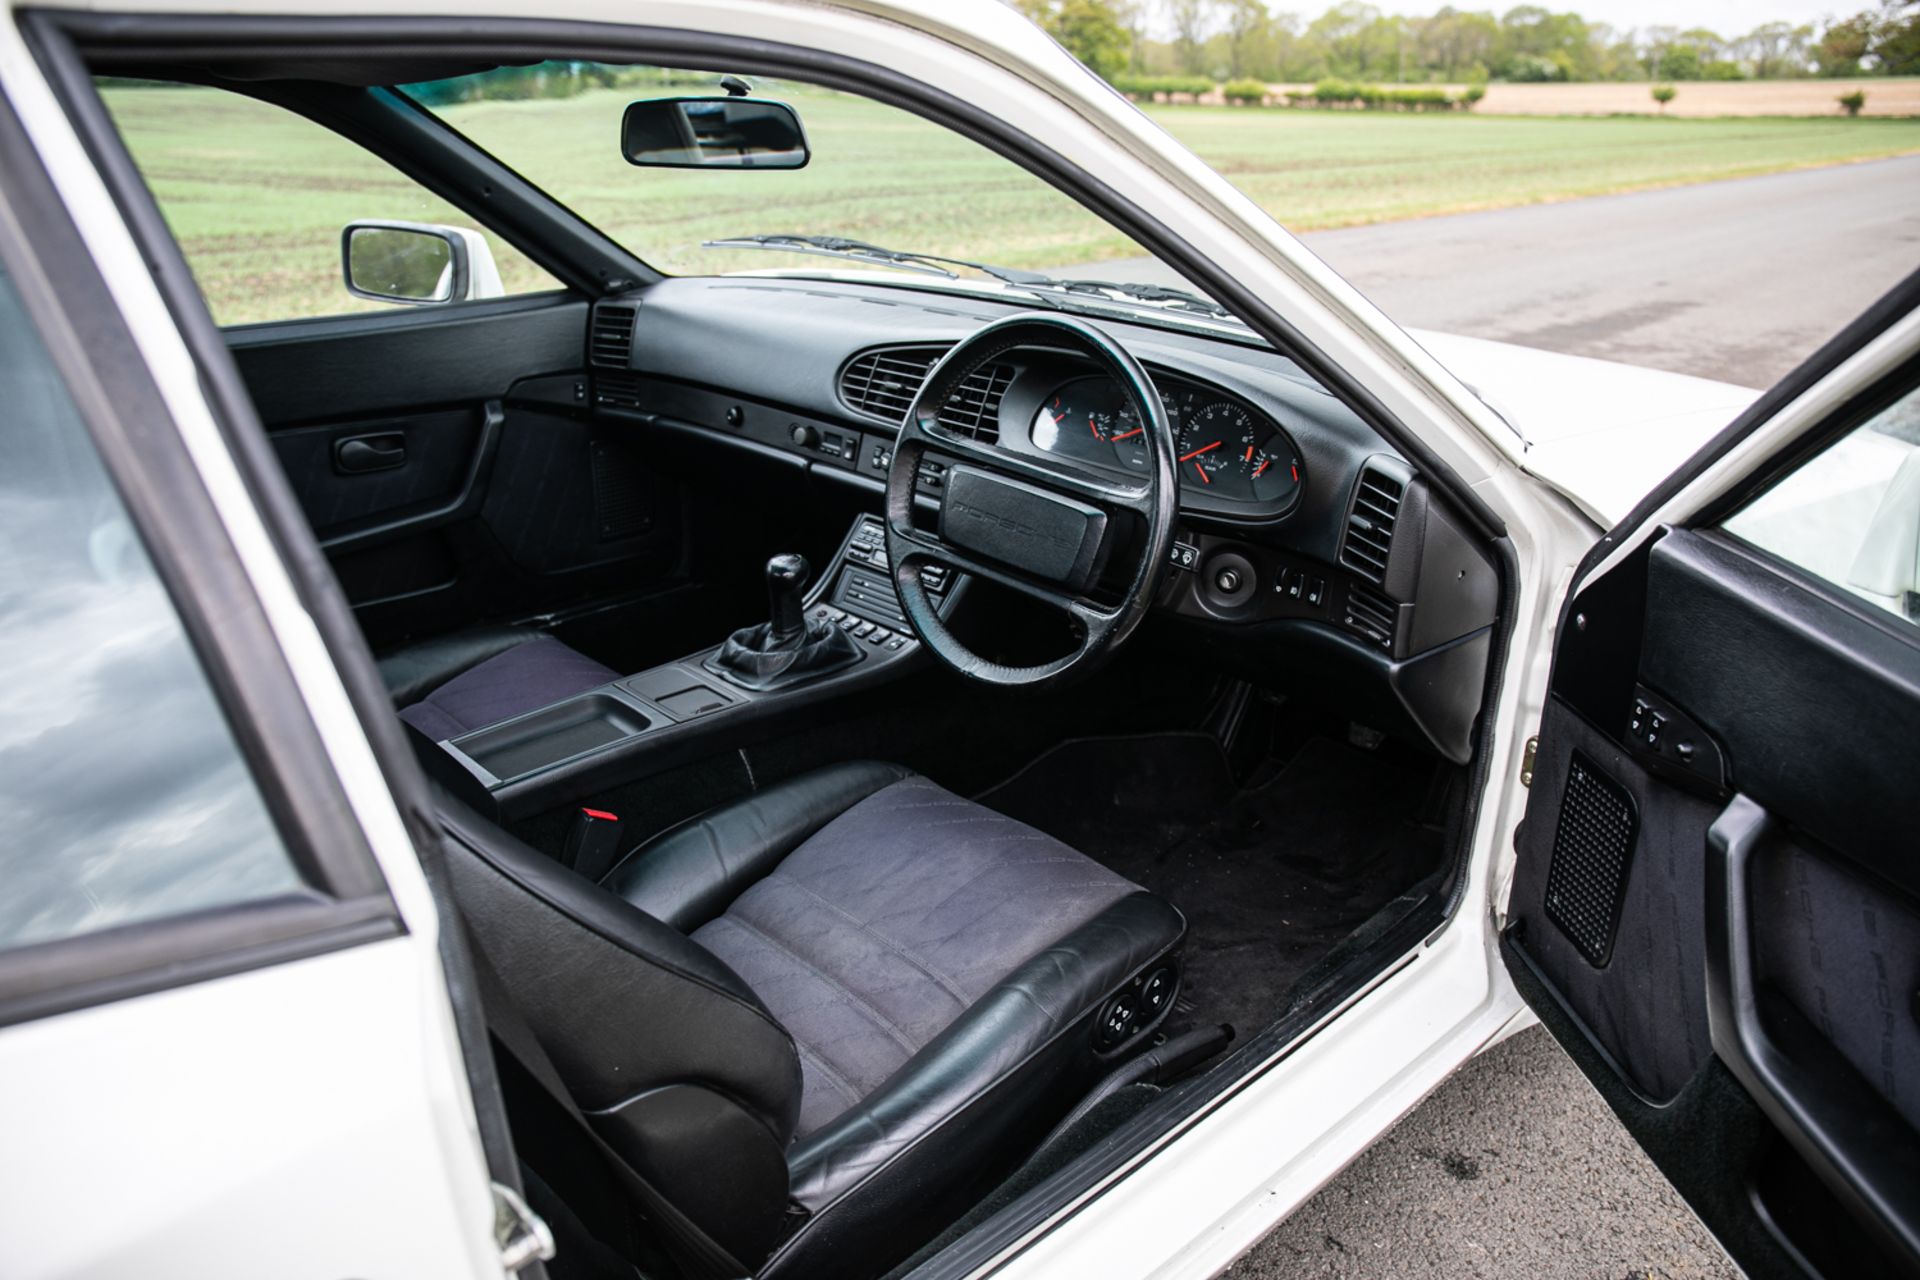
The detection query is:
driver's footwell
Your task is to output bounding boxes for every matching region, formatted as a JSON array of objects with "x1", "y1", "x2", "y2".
[{"x1": 978, "y1": 731, "x2": 1450, "y2": 1038}]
